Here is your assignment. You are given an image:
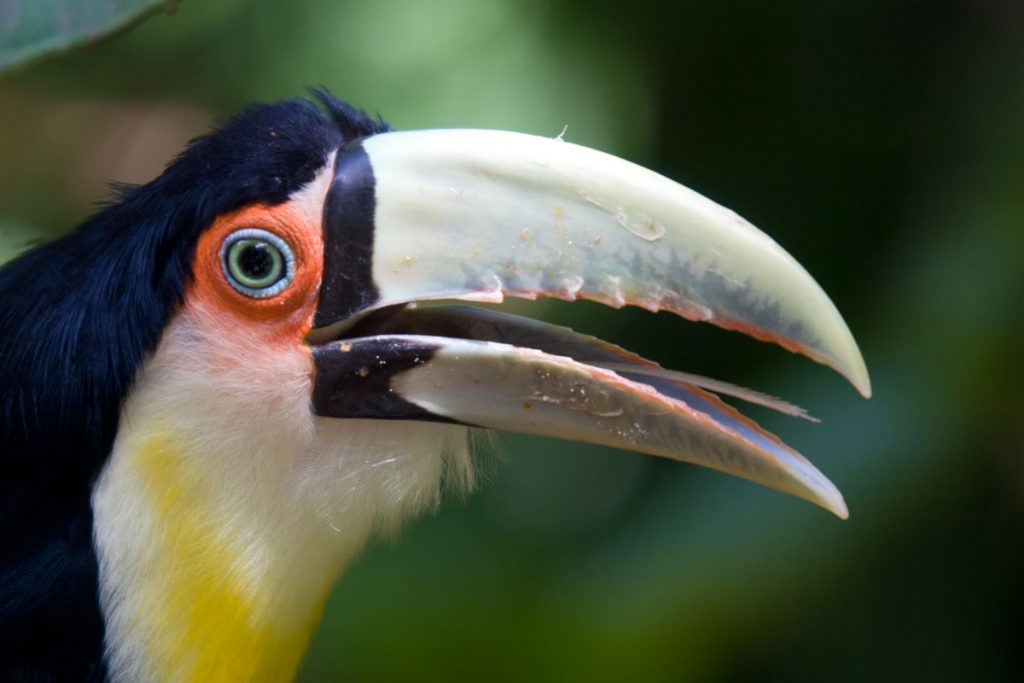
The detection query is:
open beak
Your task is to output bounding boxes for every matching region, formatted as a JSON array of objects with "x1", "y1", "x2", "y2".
[{"x1": 307, "y1": 129, "x2": 870, "y2": 518}]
